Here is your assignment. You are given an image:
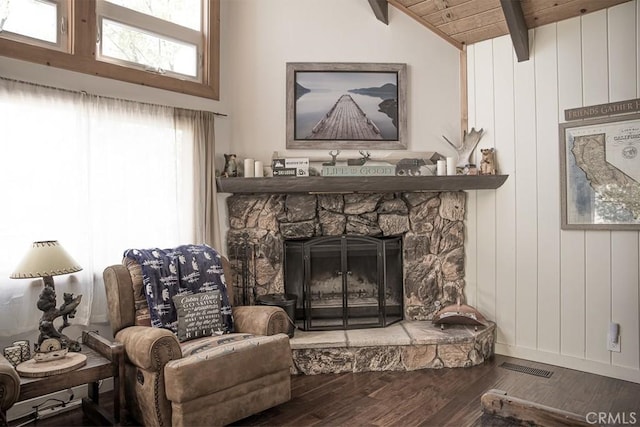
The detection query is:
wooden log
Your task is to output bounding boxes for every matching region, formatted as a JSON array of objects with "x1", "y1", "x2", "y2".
[{"x1": 481, "y1": 389, "x2": 592, "y2": 427}]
